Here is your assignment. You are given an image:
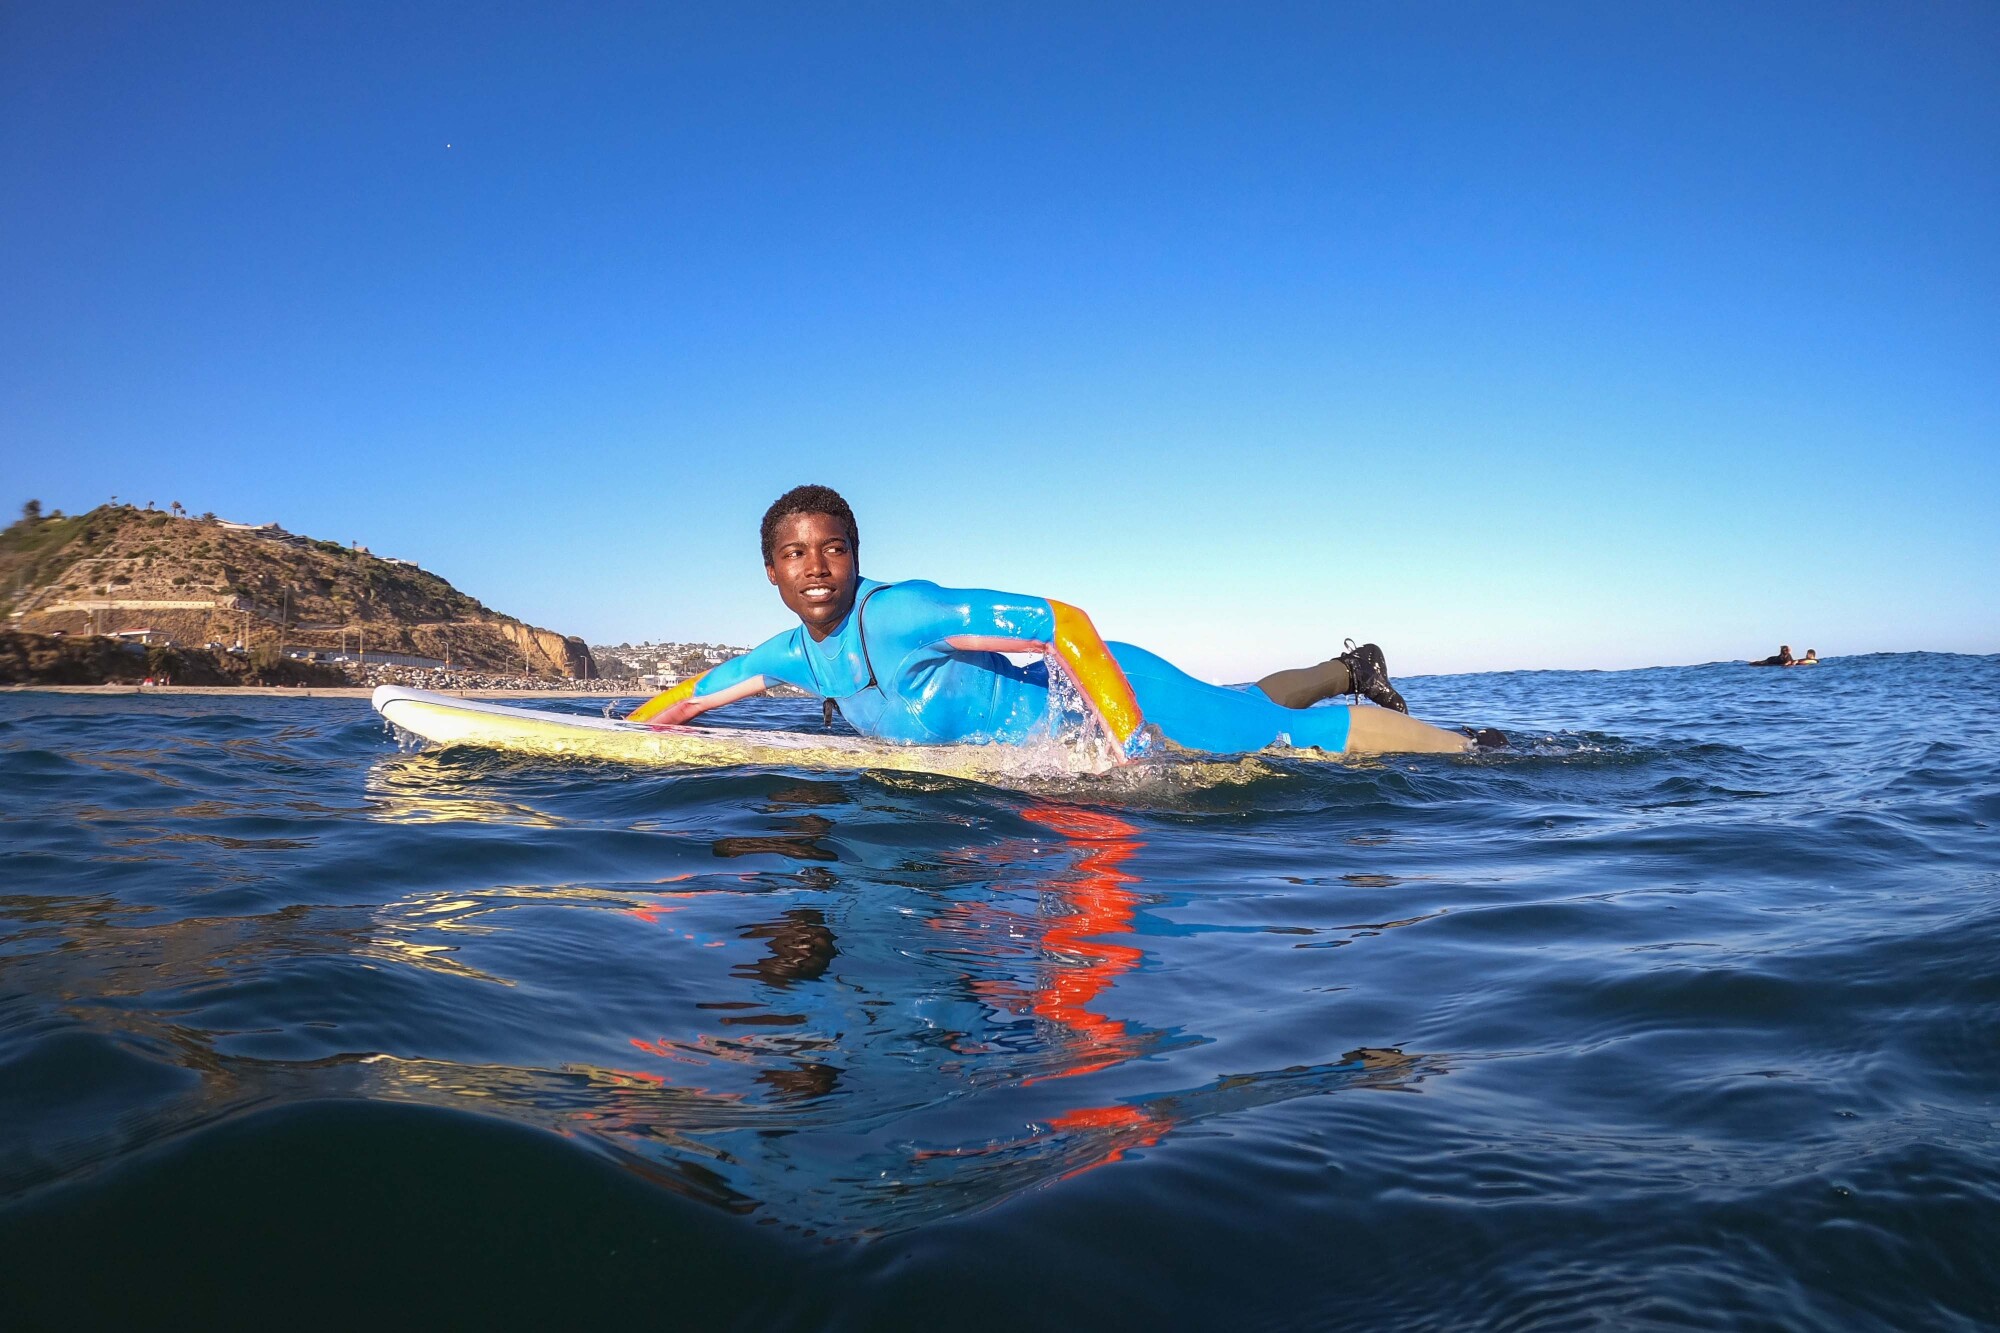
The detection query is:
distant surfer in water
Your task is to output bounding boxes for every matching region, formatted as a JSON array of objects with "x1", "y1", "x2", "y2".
[
  {"x1": 630, "y1": 485, "x2": 1496, "y2": 759},
  {"x1": 1749, "y1": 645, "x2": 1818, "y2": 667}
]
